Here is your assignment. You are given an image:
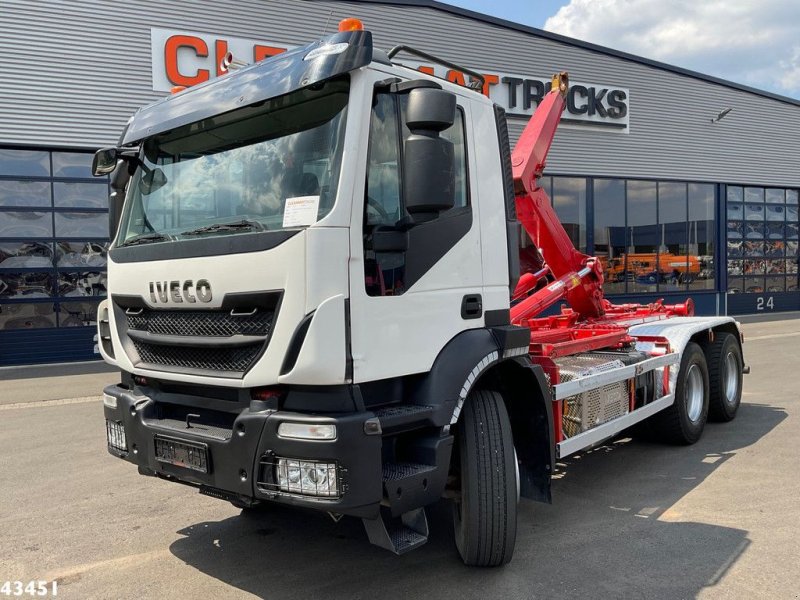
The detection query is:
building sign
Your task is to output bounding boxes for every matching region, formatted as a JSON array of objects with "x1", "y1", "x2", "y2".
[
  {"x1": 398, "y1": 61, "x2": 630, "y2": 132},
  {"x1": 151, "y1": 28, "x2": 630, "y2": 132}
]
